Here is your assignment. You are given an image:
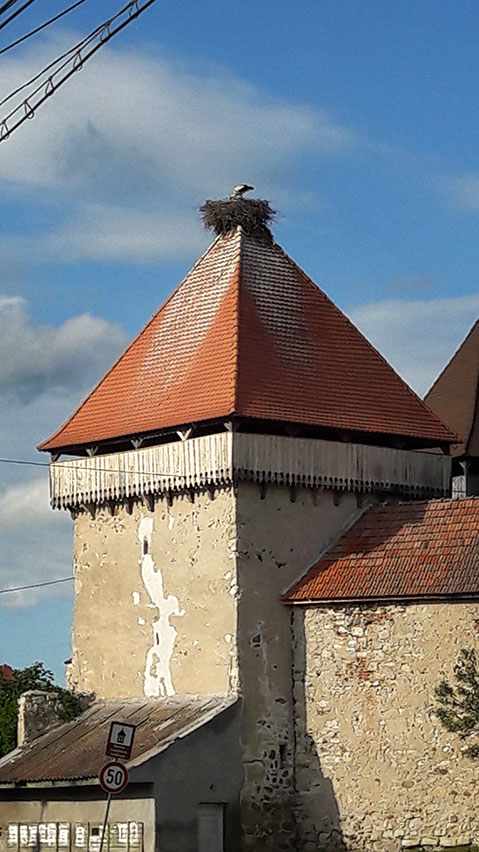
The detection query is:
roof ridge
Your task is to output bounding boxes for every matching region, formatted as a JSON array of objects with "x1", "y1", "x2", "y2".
[
  {"x1": 466, "y1": 323, "x2": 479, "y2": 455},
  {"x1": 231, "y1": 227, "x2": 242, "y2": 413},
  {"x1": 37, "y1": 232, "x2": 225, "y2": 452},
  {"x1": 273, "y1": 242, "x2": 458, "y2": 445}
]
